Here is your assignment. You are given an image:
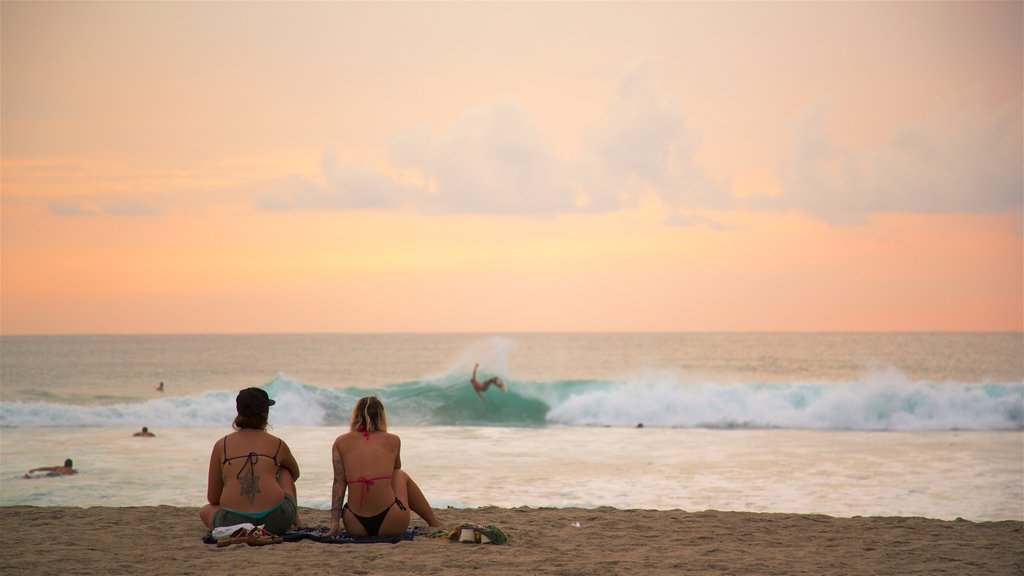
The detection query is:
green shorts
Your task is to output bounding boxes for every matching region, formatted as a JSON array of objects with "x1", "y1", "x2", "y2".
[{"x1": 211, "y1": 493, "x2": 297, "y2": 535}]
